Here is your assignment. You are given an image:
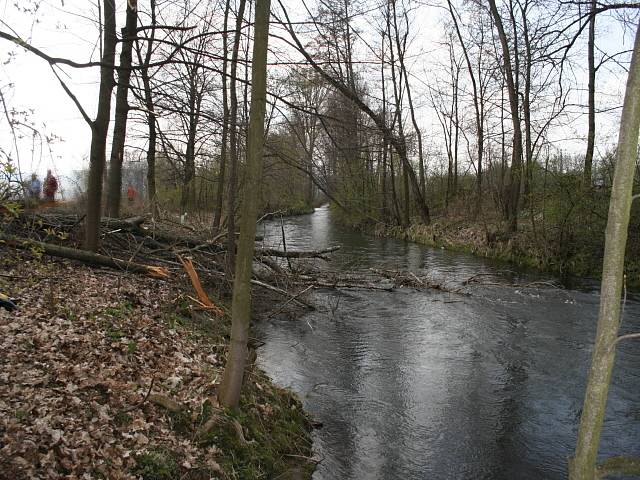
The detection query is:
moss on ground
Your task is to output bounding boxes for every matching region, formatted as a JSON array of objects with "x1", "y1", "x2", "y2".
[{"x1": 148, "y1": 297, "x2": 316, "y2": 480}]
